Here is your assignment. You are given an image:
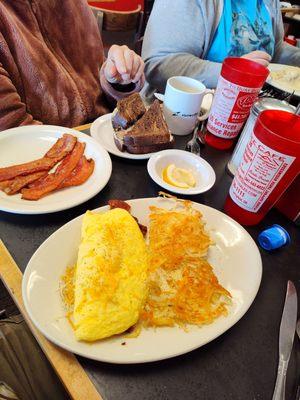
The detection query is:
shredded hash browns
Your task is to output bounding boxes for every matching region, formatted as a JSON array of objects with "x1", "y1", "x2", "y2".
[{"x1": 140, "y1": 202, "x2": 231, "y2": 328}]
